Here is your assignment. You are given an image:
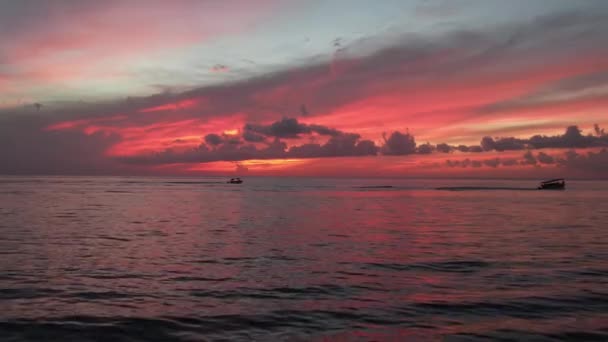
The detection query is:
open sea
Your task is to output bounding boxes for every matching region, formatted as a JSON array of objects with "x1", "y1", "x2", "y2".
[{"x1": 1, "y1": 176, "x2": 607, "y2": 341}]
